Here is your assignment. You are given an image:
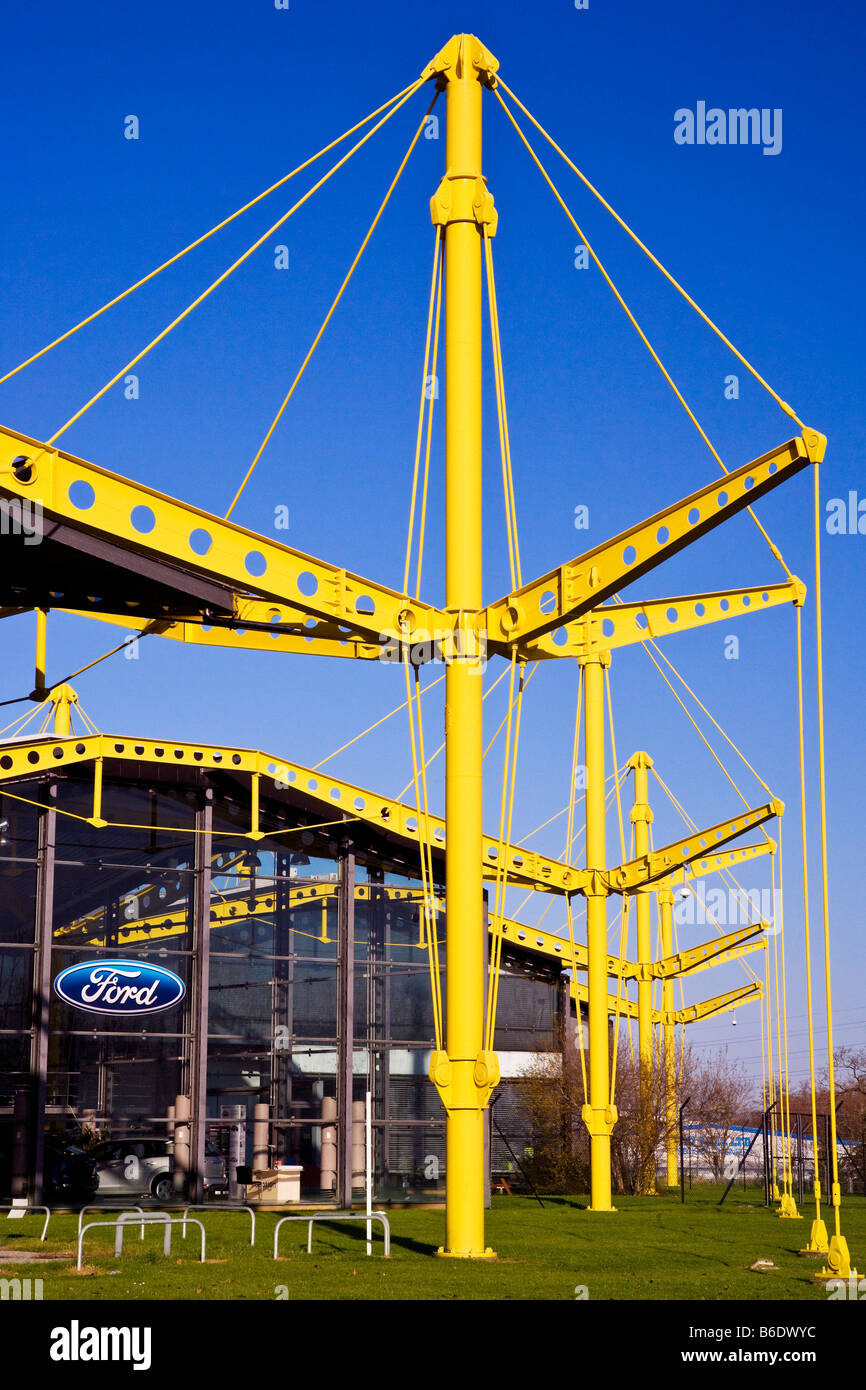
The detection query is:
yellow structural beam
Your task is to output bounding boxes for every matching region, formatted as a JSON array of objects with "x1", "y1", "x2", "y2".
[
  {"x1": 685, "y1": 841, "x2": 775, "y2": 877},
  {"x1": 0, "y1": 422, "x2": 451, "y2": 646},
  {"x1": 658, "y1": 887, "x2": 678, "y2": 1188},
  {"x1": 0, "y1": 731, "x2": 589, "y2": 896},
  {"x1": 490, "y1": 913, "x2": 638, "y2": 979},
  {"x1": 651, "y1": 921, "x2": 766, "y2": 978},
  {"x1": 517, "y1": 578, "x2": 805, "y2": 660},
  {"x1": 58, "y1": 607, "x2": 386, "y2": 662},
  {"x1": 484, "y1": 432, "x2": 823, "y2": 650},
  {"x1": 426, "y1": 33, "x2": 499, "y2": 1260},
  {"x1": 581, "y1": 654, "x2": 617, "y2": 1210},
  {"x1": 628, "y1": 751, "x2": 655, "y2": 1193},
  {"x1": 609, "y1": 798, "x2": 783, "y2": 891},
  {"x1": 57, "y1": 881, "x2": 444, "y2": 947},
  {"x1": 666, "y1": 981, "x2": 763, "y2": 1026}
]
